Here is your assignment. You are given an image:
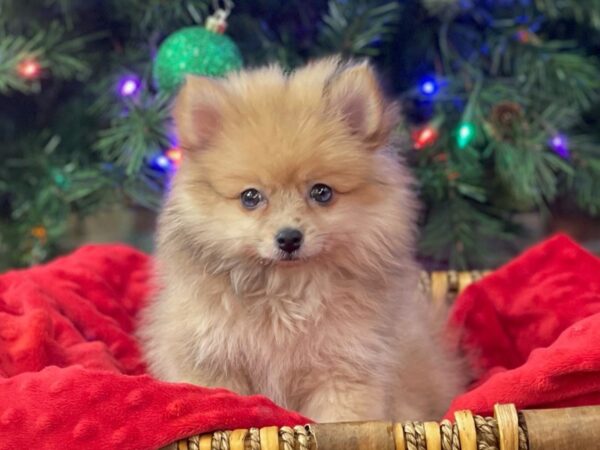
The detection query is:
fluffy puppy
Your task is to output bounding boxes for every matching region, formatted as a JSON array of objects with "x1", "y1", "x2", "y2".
[{"x1": 139, "y1": 57, "x2": 465, "y2": 422}]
